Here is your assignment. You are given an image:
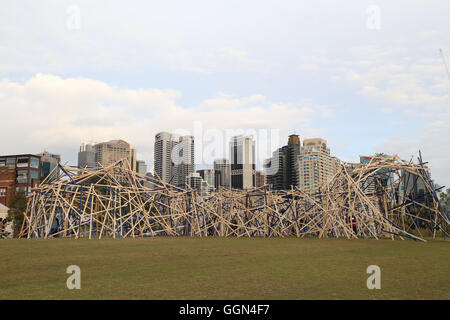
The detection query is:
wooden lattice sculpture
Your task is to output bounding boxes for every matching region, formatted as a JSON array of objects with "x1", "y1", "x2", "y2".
[{"x1": 20, "y1": 154, "x2": 449, "y2": 241}]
